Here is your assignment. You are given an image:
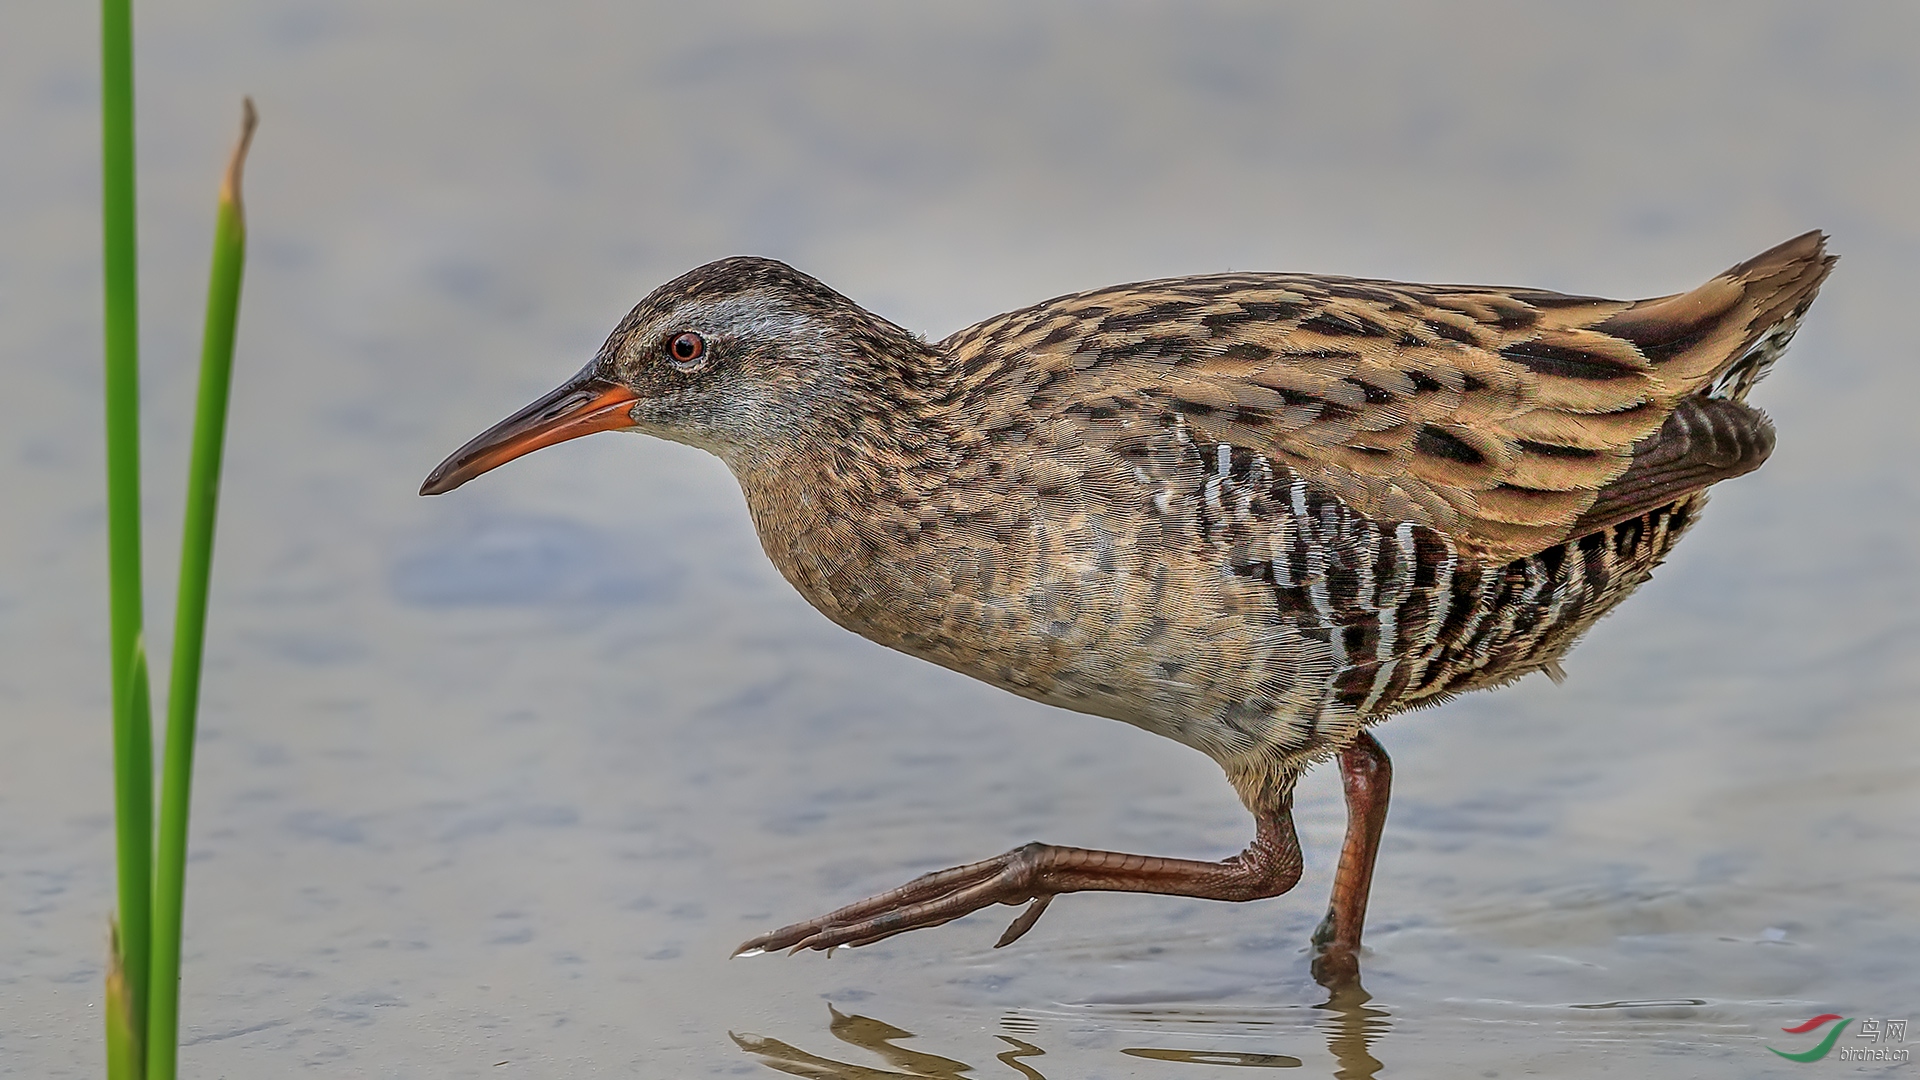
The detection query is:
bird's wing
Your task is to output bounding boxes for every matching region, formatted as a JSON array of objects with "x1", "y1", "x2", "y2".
[{"x1": 942, "y1": 232, "x2": 1833, "y2": 562}]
